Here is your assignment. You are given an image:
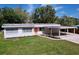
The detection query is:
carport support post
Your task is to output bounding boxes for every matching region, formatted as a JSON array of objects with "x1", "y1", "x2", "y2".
[
  {"x1": 59, "y1": 29, "x2": 60, "y2": 36},
  {"x1": 67, "y1": 28, "x2": 69, "y2": 34},
  {"x1": 51, "y1": 28, "x2": 52, "y2": 37},
  {"x1": 74, "y1": 28, "x2": 75, "y2": 34}
]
